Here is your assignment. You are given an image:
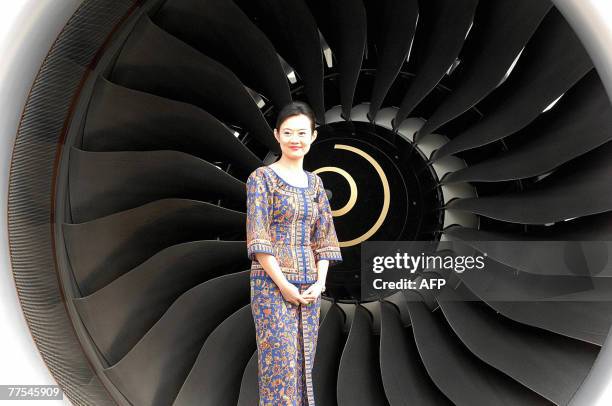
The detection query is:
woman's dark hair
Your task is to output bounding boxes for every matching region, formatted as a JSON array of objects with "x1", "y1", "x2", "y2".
[{"x1": 275, "y1": 101, "x2": 316, "y2": 132}]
